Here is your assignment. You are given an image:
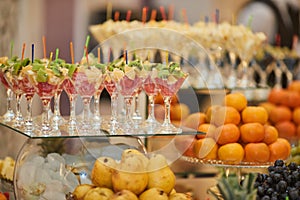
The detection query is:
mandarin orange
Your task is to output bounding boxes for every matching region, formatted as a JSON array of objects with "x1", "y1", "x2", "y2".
[
  {"x1": 281, "y1": 91, "x2": 300, "y2": 108},
  {"x1": 206, "y1": 106, "x2": 241, "y2": 126},
  {"x1": 268, "y1": 138, "x2": 291, "y2": 162},
  {"x1": 223, "y1": 92, "x2": 248, "y2": 112},
  {"x1": 214, "y1": 123, "x2": 240, "y2": 145},
  {"x1": 197, "y1": 123, "x2": 216, "y2": 138},
  {"x1": 263, "y1": 125, "x2": 279, "y2": 144},
  {"x1": 259, "y1": 102, "x2": 276, "y2": 116},
  {"x1": 269, "y1": 105, "x2": 292, "y2": 124},
  {"x1": 217, "y1": 143, "x2": 244, "y2": 164},
  {"x1": 193, "y1": 137, "x2": 218, "y2": 160},
  {"x1": 241, "y1": 106, "x2": 268, "y2": 124},
  {"x1": 240, "y1": 122, "x2": 265, "y2": 143},
  {"x1": 292, "y1": 107, "x2": 300, "y2": 125},
  {"x1": 244, "y1": 143, "x2": 270, "y2": 163},
  {"x1": 275, "y1": 120, "x2": 296, "y2": 140},
  {"x1": 287, "y1": 80, "x2": 300, "y2": 93},
  {"x1": 183, "y1": 112, "x2": 206, "y2": 130},
  {"x1": 268, "y1": 88, "x2": 289, "y2": 105}
]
